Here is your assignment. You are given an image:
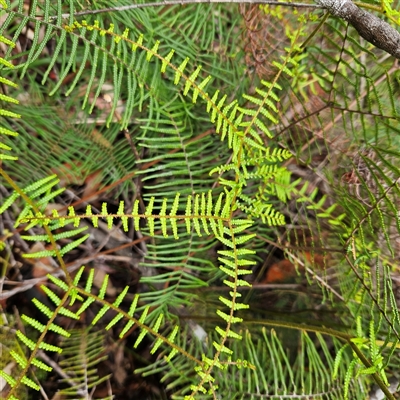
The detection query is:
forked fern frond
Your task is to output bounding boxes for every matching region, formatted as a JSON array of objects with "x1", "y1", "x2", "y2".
[
  {"x1": 2, "y1": 266, "x2": 198, "y2": 398},
  {"x1": 3, "y1": 1, "x2": 400, "y2": 398}
]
